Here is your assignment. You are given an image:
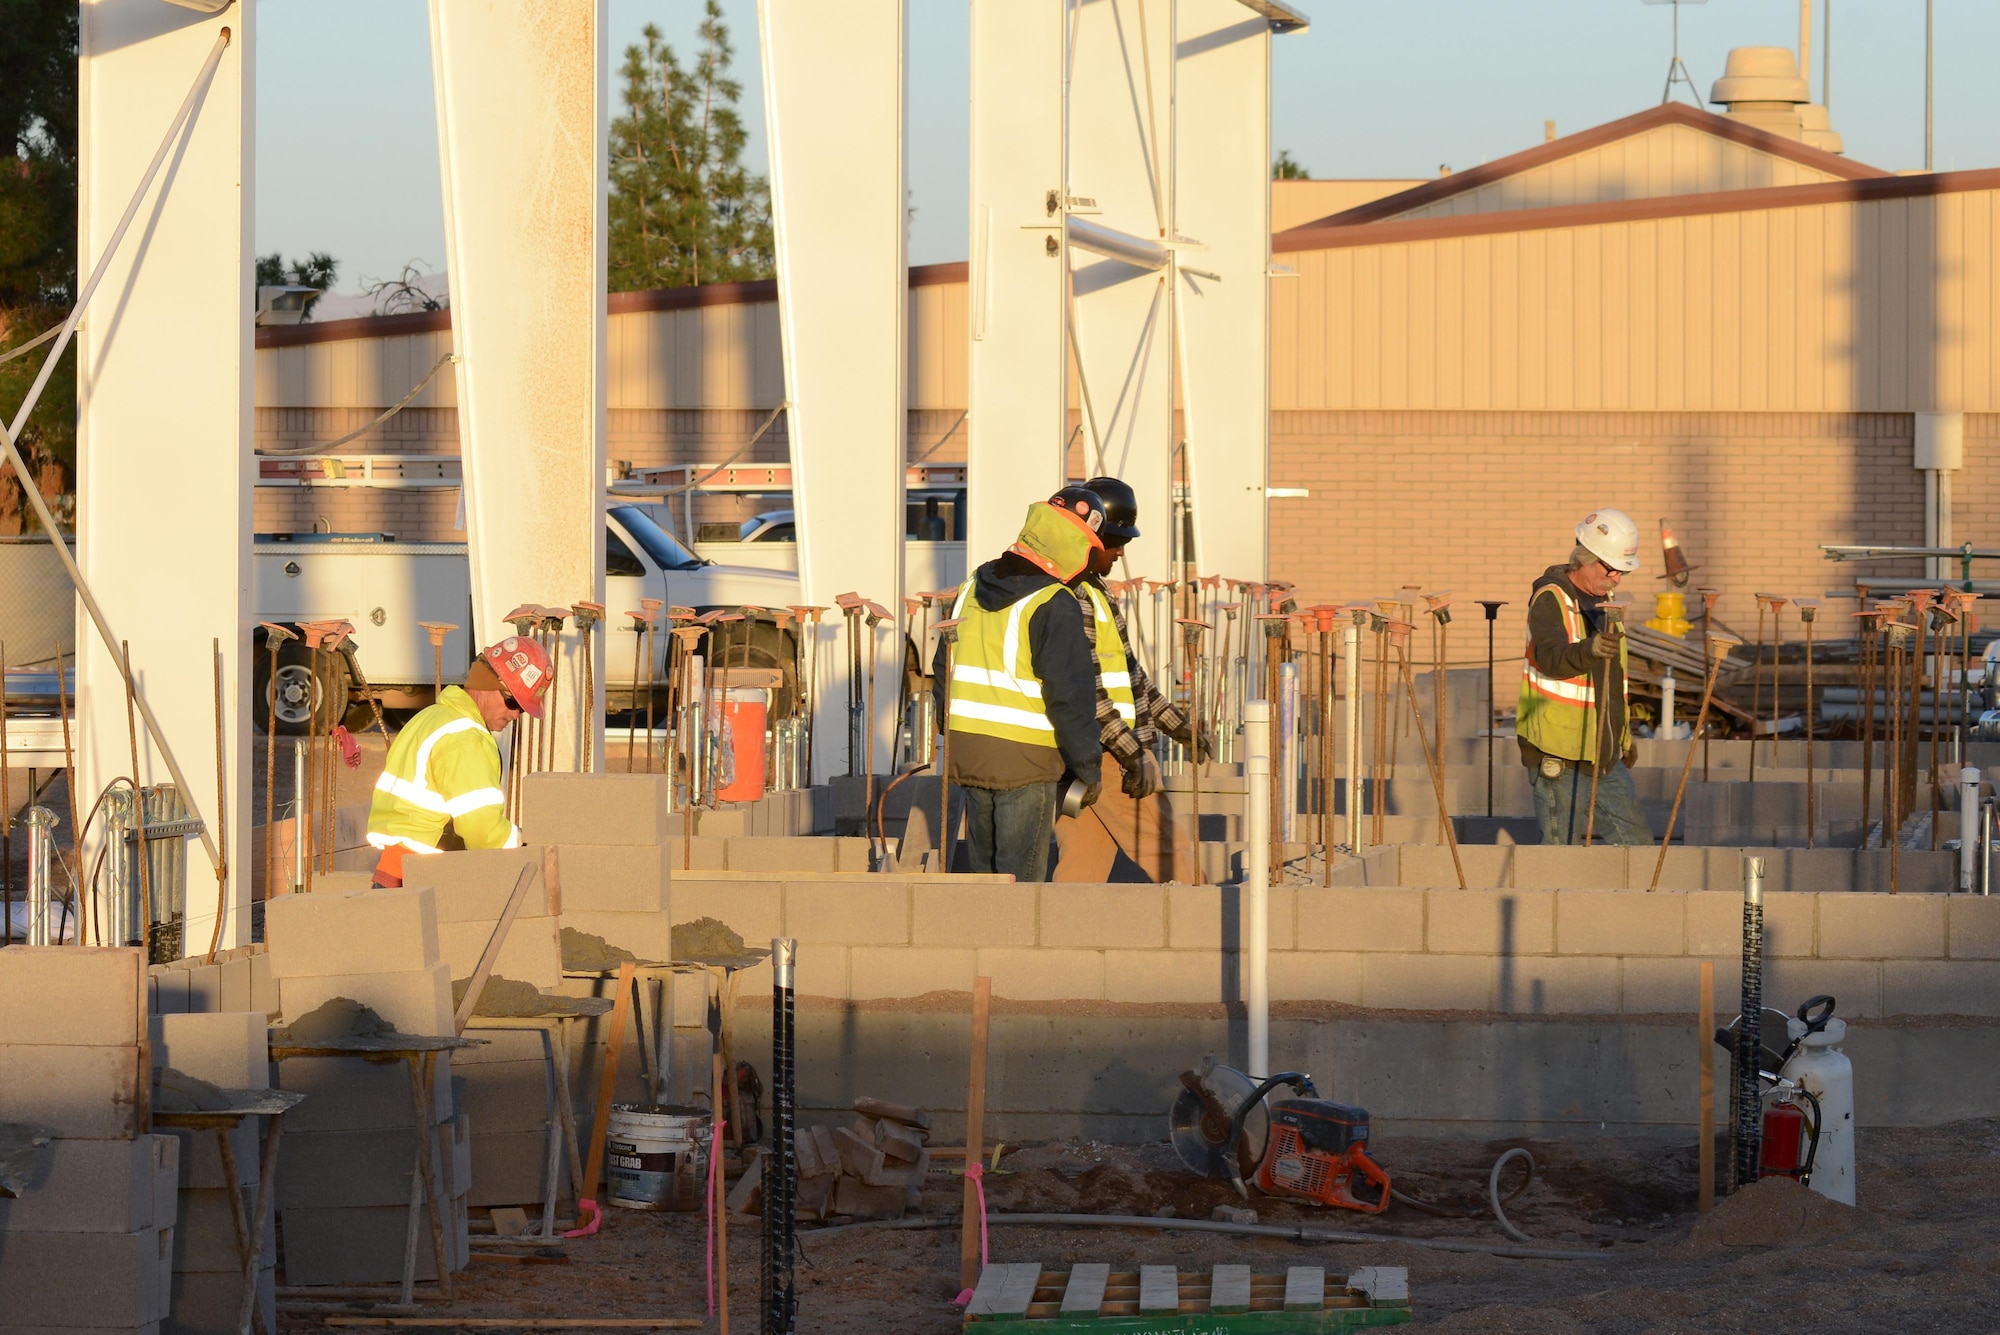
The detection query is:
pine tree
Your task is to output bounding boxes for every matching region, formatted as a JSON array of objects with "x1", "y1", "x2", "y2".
[{"x1": 608, "y1": 3, "x2": 772, "y2": 292}]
